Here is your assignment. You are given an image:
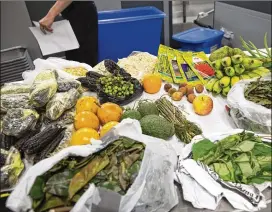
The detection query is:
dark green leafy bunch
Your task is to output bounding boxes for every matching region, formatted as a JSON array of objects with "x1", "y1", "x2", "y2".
[
  {"x1": 244, "y1": 79, "x2": 272, "y2": 109},
  {"x1": 29, "y1": 137, "x2": 145, "y2": 212},
  {"x1": 192, "y1": 131, "x2": 272, "y2": 184}
]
